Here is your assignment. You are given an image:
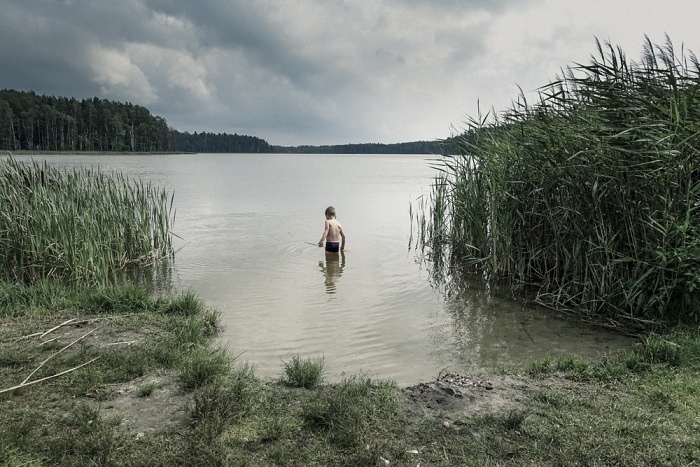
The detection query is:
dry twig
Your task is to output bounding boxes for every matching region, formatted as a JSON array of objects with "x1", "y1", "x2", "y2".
[
  {"x1": 21, "y1": 326, "x2": 101, "y2": 385},
  {"x1": 40, "y1": 318, "x2": 76, "y2": 338},
  {"x1": 0, "y1": 357, "x2": 101, "y2": 395}
]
